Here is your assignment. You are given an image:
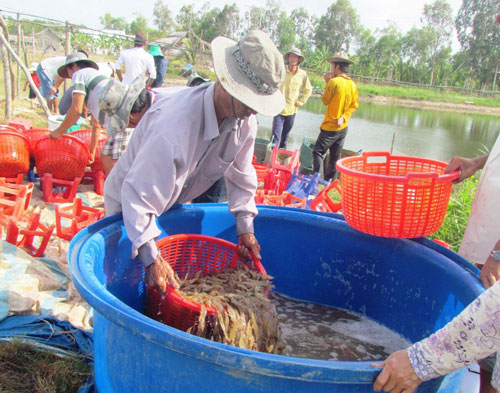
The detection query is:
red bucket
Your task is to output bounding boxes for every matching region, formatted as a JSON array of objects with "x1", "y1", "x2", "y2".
[
  {"x1": 336, "y1": 151, "x2": 459, "y2": 238},
  {"x1": 145, "y1": 234, "x2": 266, "y2": 332}
]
